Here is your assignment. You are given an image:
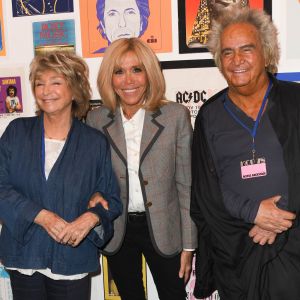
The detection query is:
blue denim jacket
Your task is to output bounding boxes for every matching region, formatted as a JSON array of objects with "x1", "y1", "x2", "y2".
[{"x1": 0, "y1": 116, "x2": 122, "y2": 275}]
